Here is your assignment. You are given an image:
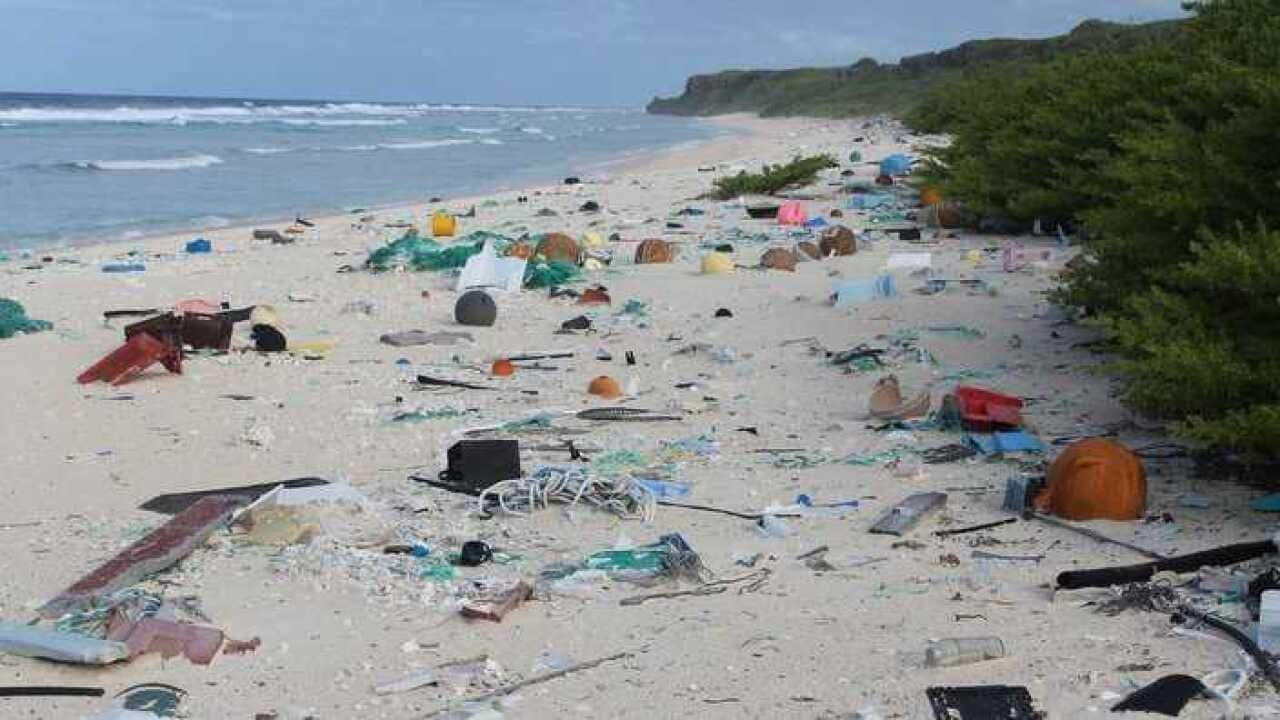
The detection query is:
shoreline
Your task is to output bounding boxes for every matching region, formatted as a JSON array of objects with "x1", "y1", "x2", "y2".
[
  {"x1": 6, "y1": 112, "x2": 1237, "y2": 719},
  {"x1": 3, "y1": 115, "x2": 772, "y2": 261}
]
